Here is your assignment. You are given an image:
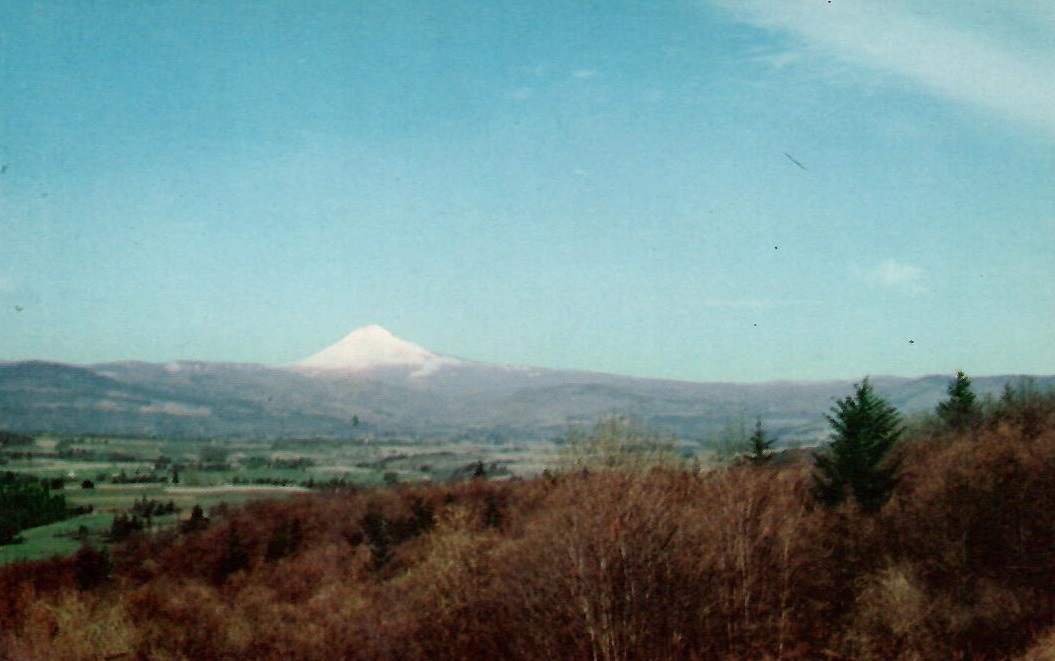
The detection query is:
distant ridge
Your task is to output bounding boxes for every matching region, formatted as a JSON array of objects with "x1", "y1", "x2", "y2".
[{"x1": 2, "y1": 330, "x2": 1053, "y2": 441}]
